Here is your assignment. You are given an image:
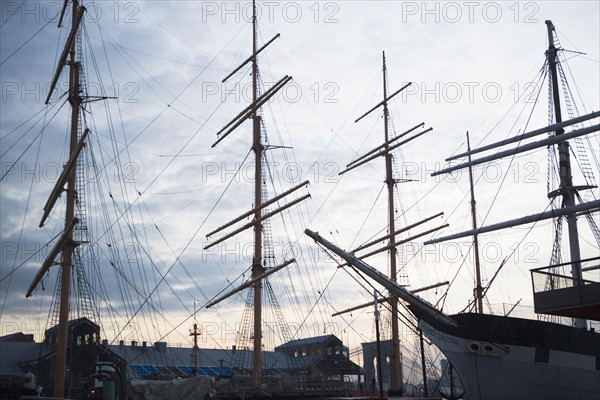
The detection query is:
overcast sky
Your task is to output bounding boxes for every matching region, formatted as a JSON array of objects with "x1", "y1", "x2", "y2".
[{"x1": 1, "y1": 0, "x2": 599, "y2": 363}]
